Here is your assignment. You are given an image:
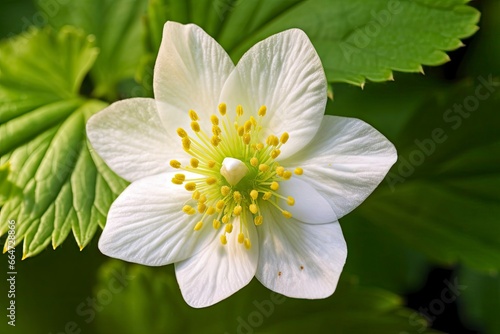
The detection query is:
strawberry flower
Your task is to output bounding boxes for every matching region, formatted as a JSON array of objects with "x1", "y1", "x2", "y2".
[{"x1": 87, "y1": 22, "x2": 397, "y2": 308}]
